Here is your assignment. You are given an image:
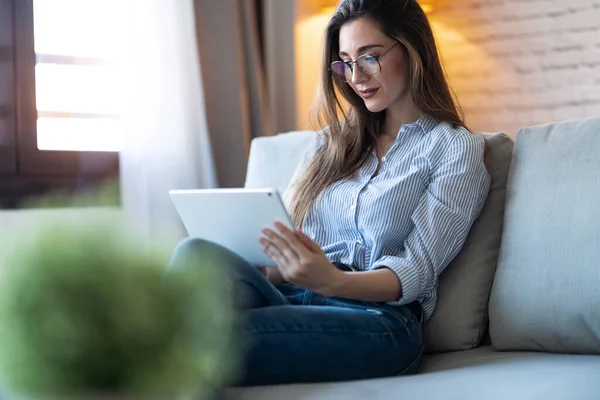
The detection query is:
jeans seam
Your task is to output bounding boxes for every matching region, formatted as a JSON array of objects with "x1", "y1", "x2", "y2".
[
  {"x1": 245, "y1": 314, "x2": 416, "y2": 335},
  {"x1": 396, "y1": 345, "x2": 424, "y2": 376},
  {"x1": 327, "y1": 302, "x2": 410, "y2": 322},
  {"x1": 244, "y1": 327, "x2": 415, "y2": 336},
  {"x1": 239, "y1": 277, "x2": 288, "y2": 306},
  {"x1": 302, "y1": 289, "x2": 312, "y2": 305}
]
